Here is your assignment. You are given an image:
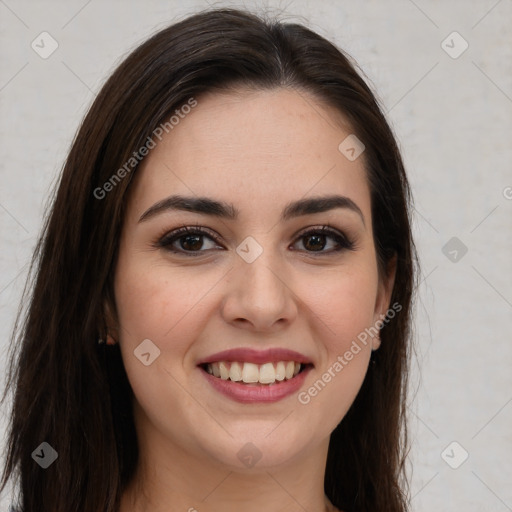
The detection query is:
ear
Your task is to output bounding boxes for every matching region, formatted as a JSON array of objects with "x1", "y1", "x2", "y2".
[
  {"x1": 103, "y1": 297, "x2": 119, "y2": 345},
  {"x1": 372, "y1": 253, "x2": 397, "y2": 351}
]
